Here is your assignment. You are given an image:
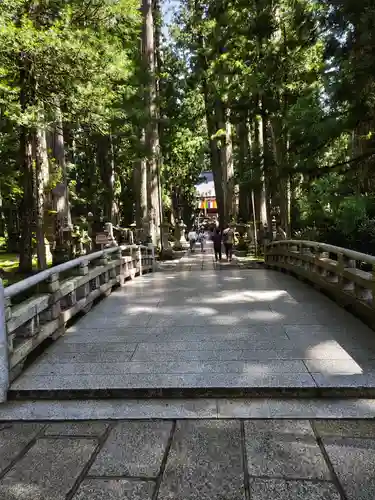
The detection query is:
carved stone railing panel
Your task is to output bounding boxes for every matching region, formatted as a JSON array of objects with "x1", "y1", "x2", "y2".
[
  {"x1": 265, "y1": 240, "x2": 375, "y2": 329},
  {"x1": 0, "y1": 244, "x2": 155, "y2": 401}
]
